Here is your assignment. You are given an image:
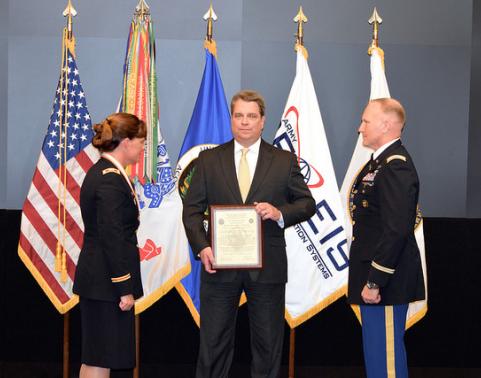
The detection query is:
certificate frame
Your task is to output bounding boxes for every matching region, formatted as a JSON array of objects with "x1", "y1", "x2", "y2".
[{"x1": 210, "y1": 205, "x2": 263, "y2": 269}]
